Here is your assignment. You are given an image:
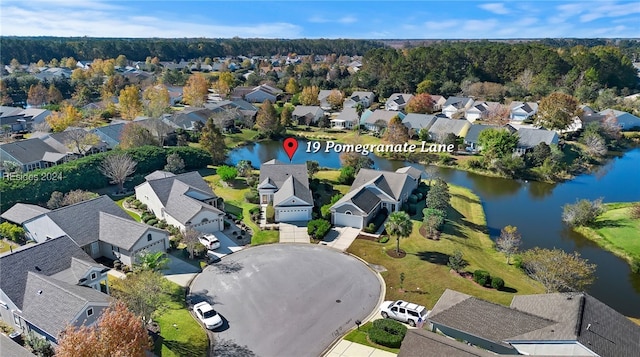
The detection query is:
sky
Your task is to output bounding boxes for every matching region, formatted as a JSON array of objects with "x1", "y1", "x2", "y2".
[{"x1": 0, "y1": 0, "x2": 639, "y2": 39}]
